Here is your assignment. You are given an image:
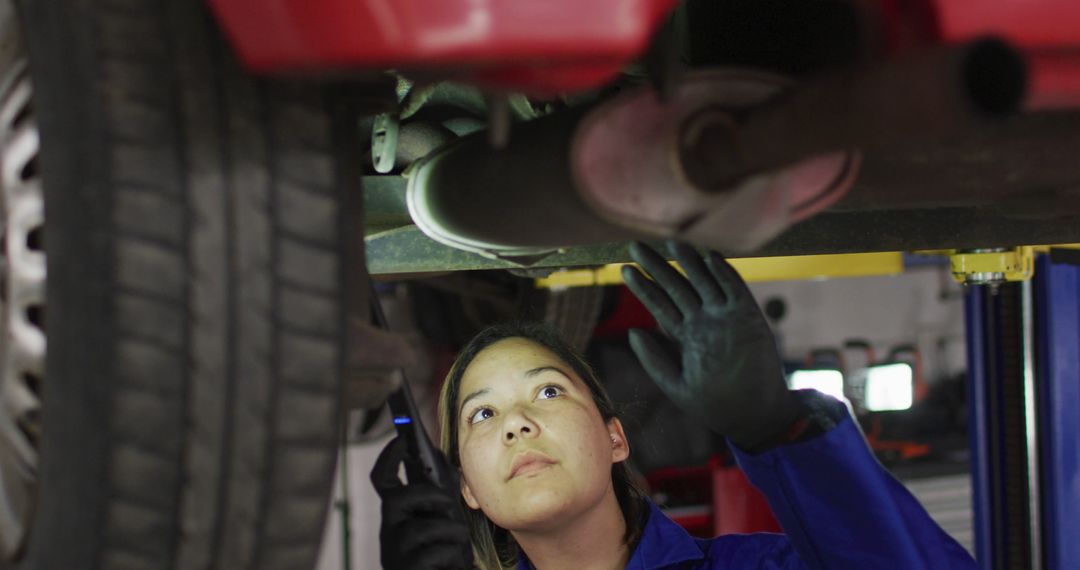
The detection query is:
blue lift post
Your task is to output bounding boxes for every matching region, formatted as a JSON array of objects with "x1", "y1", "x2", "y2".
[
  {"x1": 966, "y1": 254, "x2": 1080, "y2": 570},
  {"x1": 964, "y1": 285, "x2": 992, "y2": 568},
  {"x1": 1032, "y1": 254, "x2": 1080, "y2": 570},
  {"x1": 965, "y1": 281, "x2": 1035, "y2": 570}
]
